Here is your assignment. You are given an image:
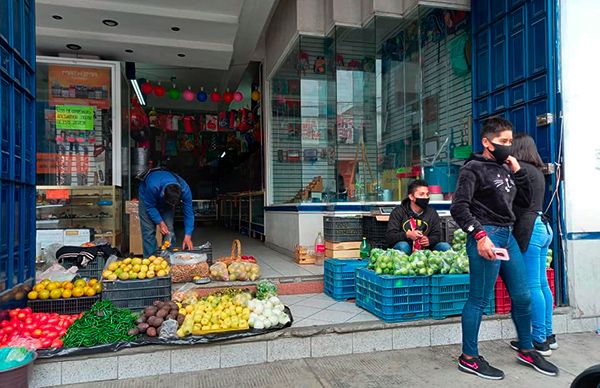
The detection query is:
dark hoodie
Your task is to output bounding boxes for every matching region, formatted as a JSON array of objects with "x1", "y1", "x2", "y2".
[
  {"x1": 450, "y1": 154, "x2": 532, "y2": 238},
  {"x1": 386, "y1": 198, "x2": 442, "y2": 249}
]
